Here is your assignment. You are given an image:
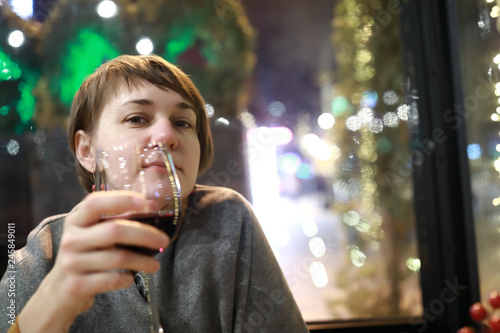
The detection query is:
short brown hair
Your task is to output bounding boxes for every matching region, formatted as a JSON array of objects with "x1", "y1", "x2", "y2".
[{"x1": 68, "y1": 54, "x2": 213, "y2": 192}]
